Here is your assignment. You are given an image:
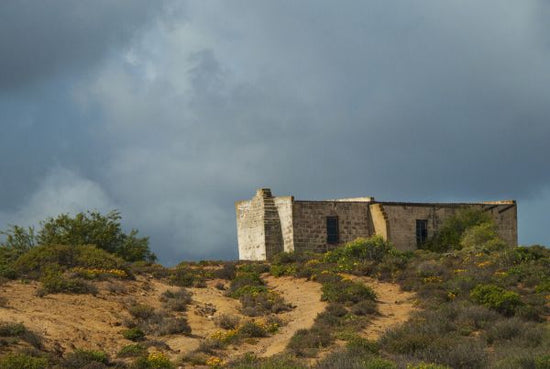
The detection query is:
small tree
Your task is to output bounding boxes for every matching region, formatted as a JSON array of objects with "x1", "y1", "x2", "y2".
[
  {"x1": 422, "y1": 208, "x2": 493, "y2": 252},
  {"x1": 36, "y1": 210, "x2": 156, "y2": 262},
  {"x1": 460, "y1": 222, "x2": 507, "y2": 251},
  {"x1": 0, "y1": 225, "x2": 36, "y2": 253},
  {"x1": 0, "y1": 225, "x2": 37, "y2": 278},
  {"x1": 0, "y1": 210, "x2": 155, "y2": 263}
]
